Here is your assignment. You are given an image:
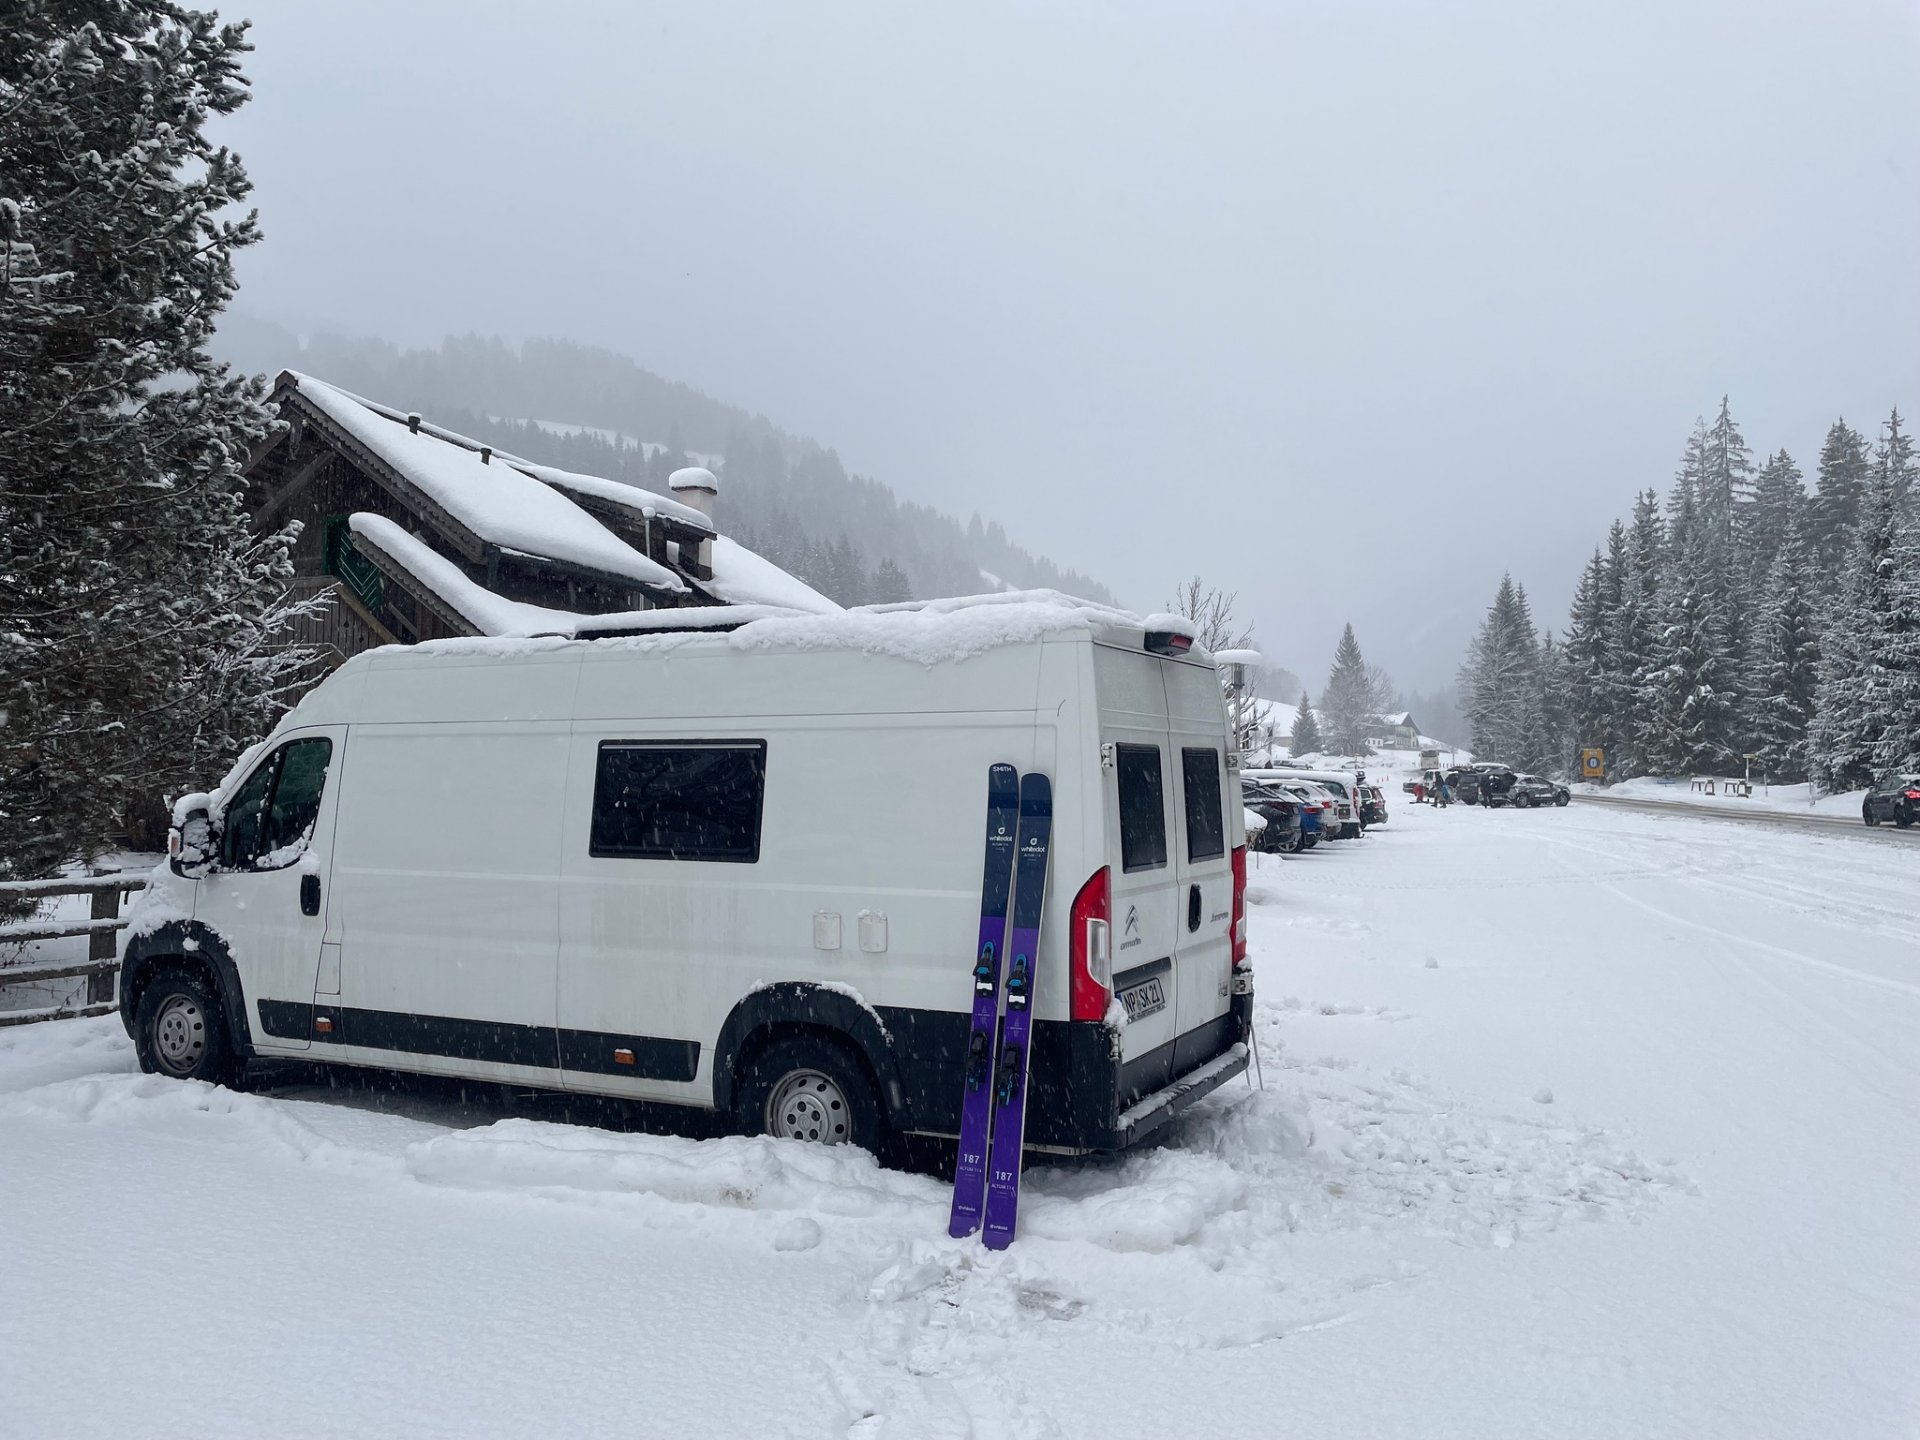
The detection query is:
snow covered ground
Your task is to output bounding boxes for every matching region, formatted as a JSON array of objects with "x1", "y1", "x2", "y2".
[
  {"x1": 3, "y1": 803, "x2": 1916, "y2": 1437},
  {"x1": 1585, "y1": 774, "x2": 1875, "y2": 820}
]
